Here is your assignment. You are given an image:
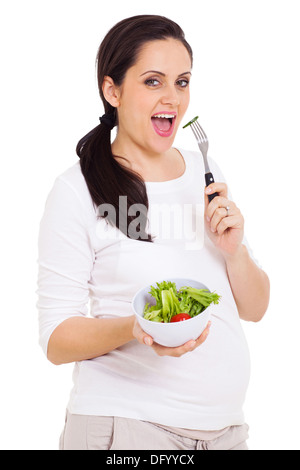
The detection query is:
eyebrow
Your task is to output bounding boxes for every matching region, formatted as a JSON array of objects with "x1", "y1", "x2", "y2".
[{"x1": 140, "y1": 70, "x2": 192, "y2": 77}]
